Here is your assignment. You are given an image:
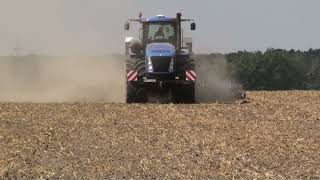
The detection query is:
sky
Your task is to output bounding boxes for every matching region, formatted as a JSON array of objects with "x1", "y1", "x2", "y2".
[{"x1": 0, "y1": 0, "x2": 320, "y2": 55}]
